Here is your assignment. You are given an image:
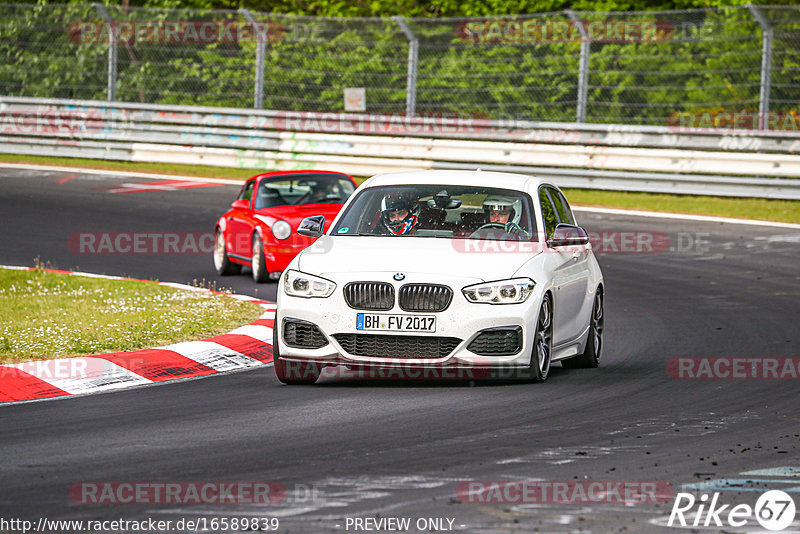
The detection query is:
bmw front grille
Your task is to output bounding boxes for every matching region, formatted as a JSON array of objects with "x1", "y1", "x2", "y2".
[
  {"x1": 344, "y1": 282, "x2": 395, "y2": 311},
  {"x1": 398, "y1": 284, "x2": 453, "y2": 312}
]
